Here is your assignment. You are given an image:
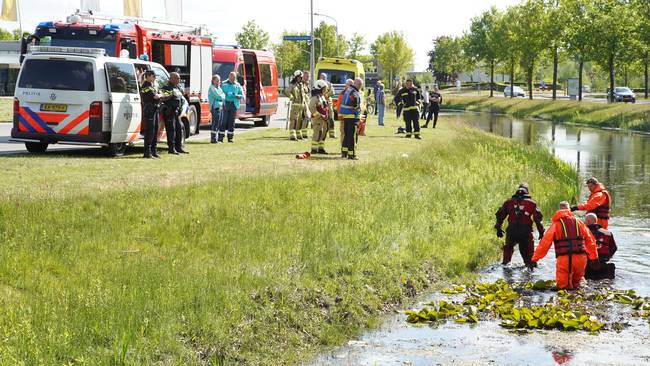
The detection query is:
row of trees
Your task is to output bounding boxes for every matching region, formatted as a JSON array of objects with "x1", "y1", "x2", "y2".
[
  {"x1": 234, "y1": 20, "x2": 415, "y2": 85},
  {"x1": 430, "y1": 0, "x2": 650, "y2": 101}
]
